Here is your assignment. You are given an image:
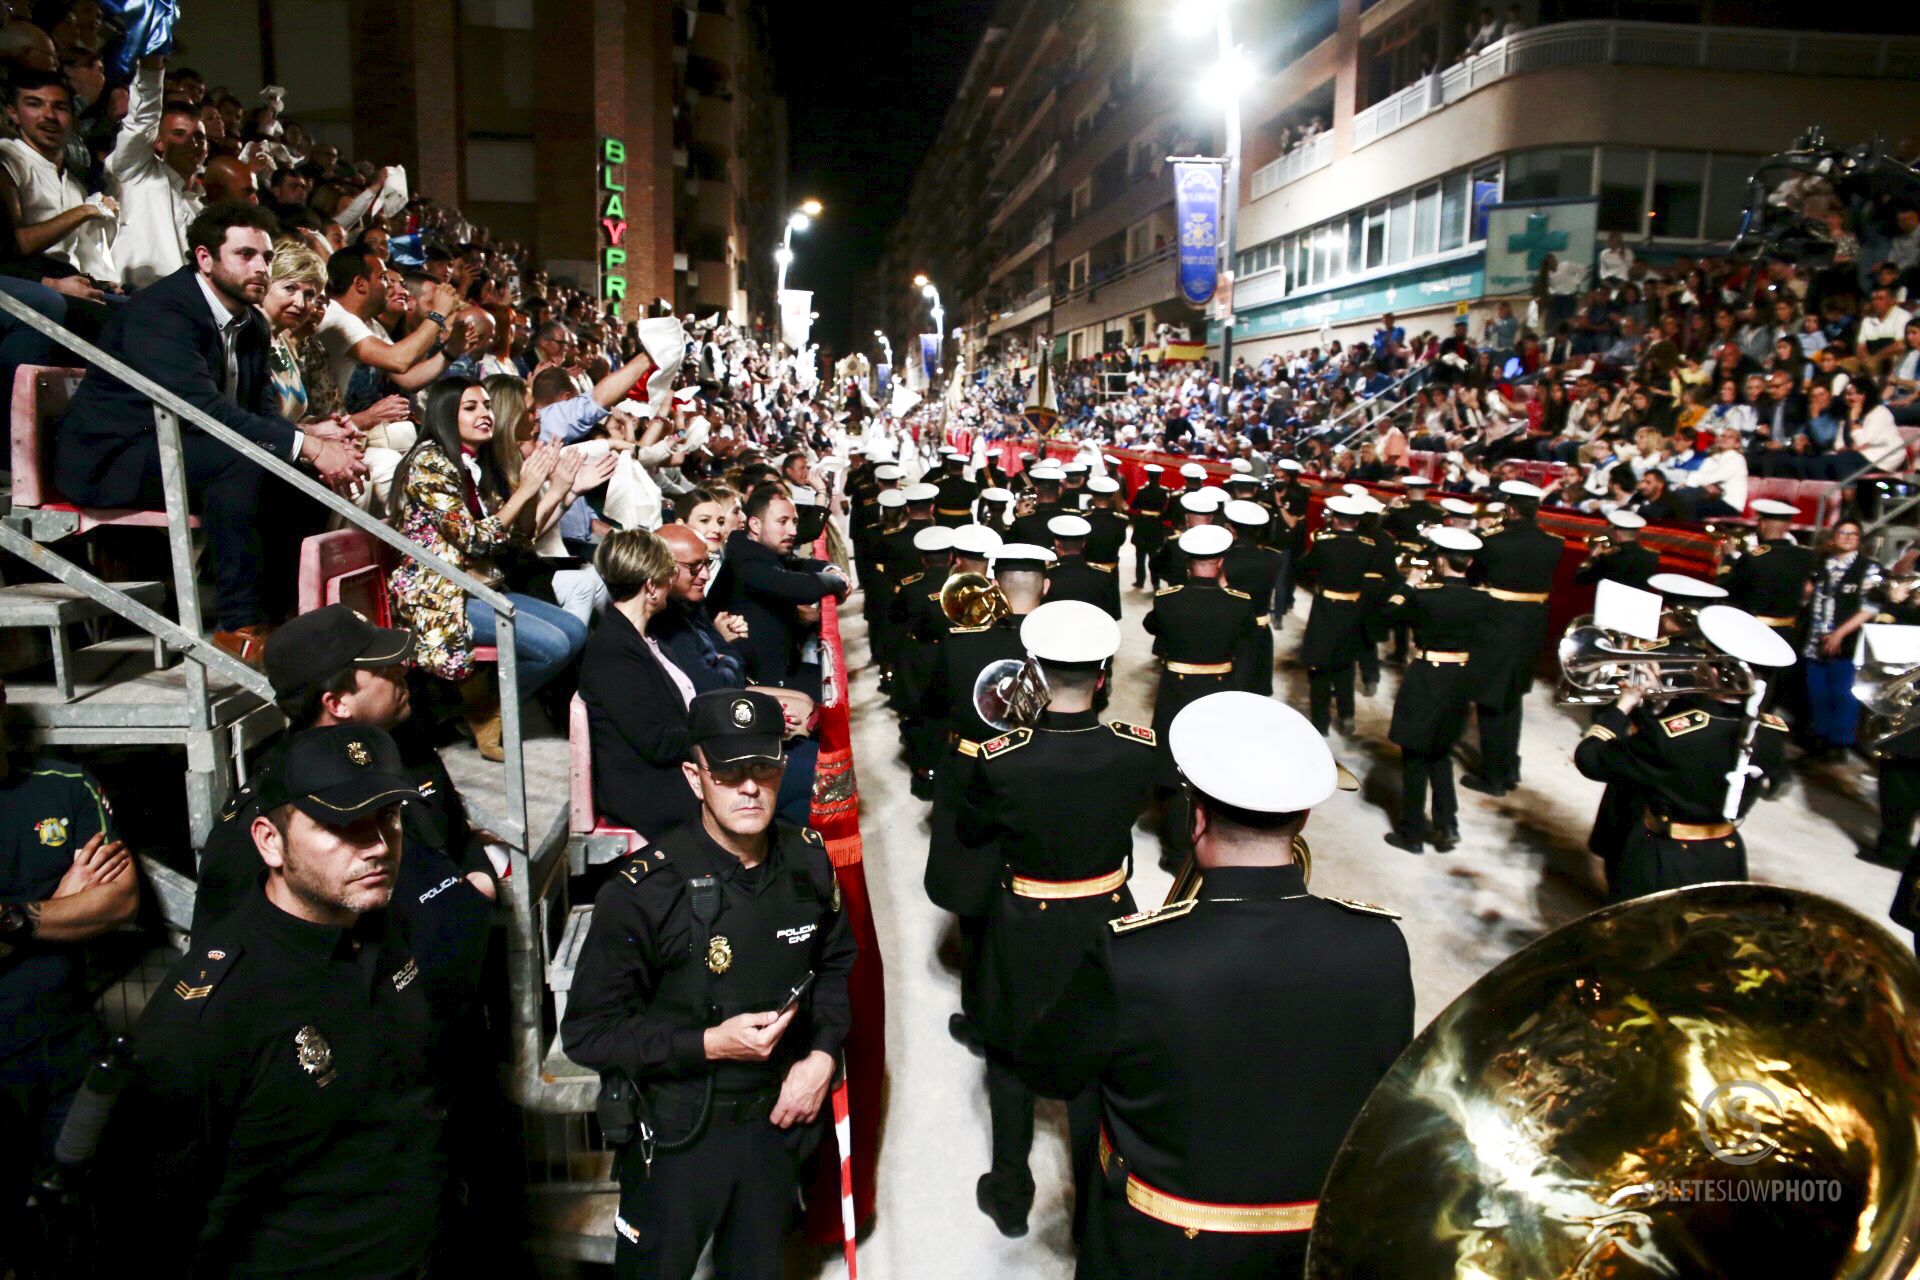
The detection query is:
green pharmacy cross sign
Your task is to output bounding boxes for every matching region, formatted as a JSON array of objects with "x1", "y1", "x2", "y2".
[
  {"x1": 600, "y1": 138, "x2": 627, "y2": 317},
  {"x1": 1507, "y1": 212, "x2": 1568, "y2": 270}
]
